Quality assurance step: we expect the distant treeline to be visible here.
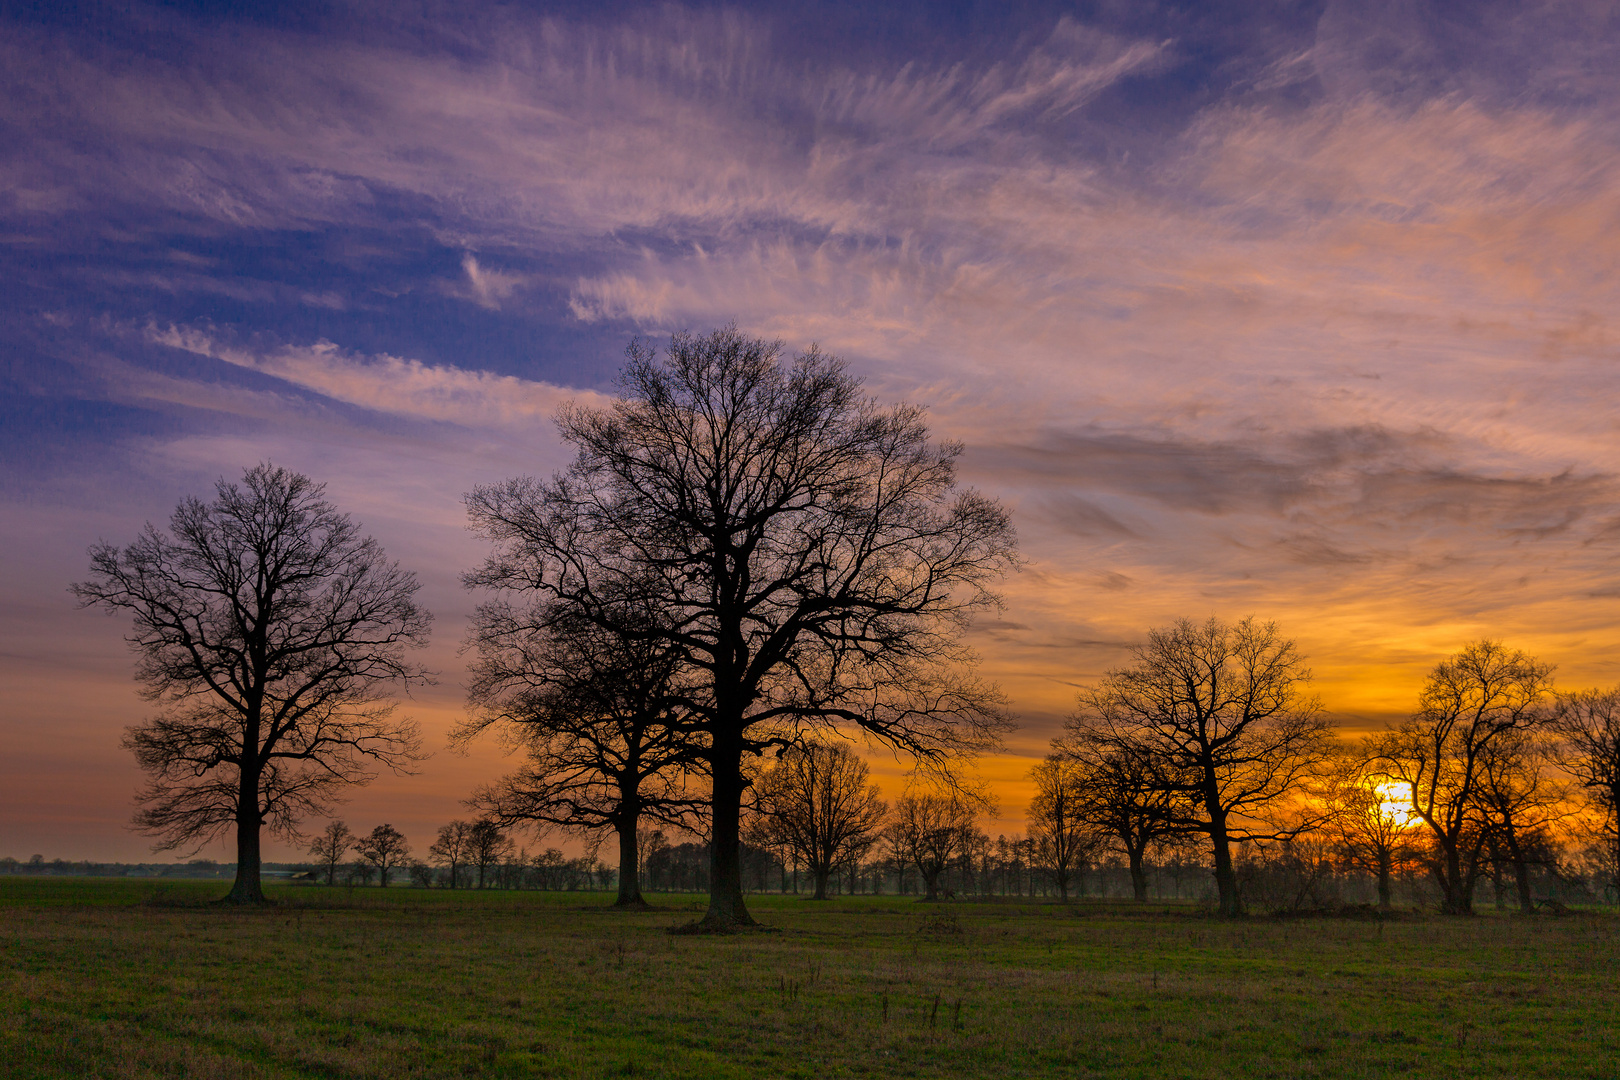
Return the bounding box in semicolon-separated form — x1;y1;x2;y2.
0;857;301;878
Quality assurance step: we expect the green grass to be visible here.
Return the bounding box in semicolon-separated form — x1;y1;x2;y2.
2;879;1616;1078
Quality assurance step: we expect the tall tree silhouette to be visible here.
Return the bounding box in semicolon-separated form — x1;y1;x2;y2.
73;464;430;904
466;328;1015;930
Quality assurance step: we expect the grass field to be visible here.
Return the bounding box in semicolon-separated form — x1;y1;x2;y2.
2;879;1616;1079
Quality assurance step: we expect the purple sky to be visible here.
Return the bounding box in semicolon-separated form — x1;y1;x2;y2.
3;0;1618;861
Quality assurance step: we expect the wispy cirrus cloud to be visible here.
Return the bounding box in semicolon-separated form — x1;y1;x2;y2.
146;324;606;429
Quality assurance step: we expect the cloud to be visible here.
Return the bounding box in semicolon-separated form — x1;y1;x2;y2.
147;324;606;429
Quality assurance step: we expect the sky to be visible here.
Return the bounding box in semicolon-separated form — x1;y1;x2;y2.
3;0;1618;863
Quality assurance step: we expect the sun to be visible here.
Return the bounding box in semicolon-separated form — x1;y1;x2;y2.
1371;781;1416;826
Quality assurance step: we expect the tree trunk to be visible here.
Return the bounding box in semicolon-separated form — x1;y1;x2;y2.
1210;828;1241;917
1505;831;1534;914
695;737;755;930
380;862;390;887
222;771;268;905
1440;840;1472;915
1376;851;1392;911
615;818;647;908
921;867;941;901
812;867;830;900
1128;847;1149;902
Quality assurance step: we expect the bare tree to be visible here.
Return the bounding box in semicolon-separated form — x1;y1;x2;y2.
356;824;410;886
428;820;475;889
1321;749;1419;911
1475;728;1568;912
307;820;353;887
1552;686;1620;896
751;740;888;900
468;819;514;888
1025;756;1100;900
1053;725;1184;902
460;601;702;908
1371;640;1554;915
73;464;431;905
889;785;984;901
1074;617;1335;916
465;328;1016;930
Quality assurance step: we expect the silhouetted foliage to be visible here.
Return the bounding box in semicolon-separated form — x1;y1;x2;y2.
1553;686;1620;895
1025;756;1102;900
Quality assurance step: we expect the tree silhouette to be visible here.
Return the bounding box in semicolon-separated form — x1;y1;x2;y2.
465;328;1015;930
1552;686;1620;897
751;740;887;900
1074;617;1334;917
355;824;410;886
73;464;430;905
307;821;353;887
461;600;702;907
1025;756;1100;900
1372;640;1554;915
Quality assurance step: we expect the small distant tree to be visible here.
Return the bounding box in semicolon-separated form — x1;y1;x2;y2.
356;824;410;887
890;785;983;901
1321;751;1419;910
429;820;475;889
1074;617;1335;916
1025;756;1099;900
1049;727;1184;902
468;819;514;888
1372;640;1554;914
751;741;889;900
307;821;353;887
71;464;430;905
408;861;435;888
1553;686;1620;896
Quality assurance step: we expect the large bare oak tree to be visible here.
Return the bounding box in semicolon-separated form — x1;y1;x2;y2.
72;464;431;904
466;328;1015;929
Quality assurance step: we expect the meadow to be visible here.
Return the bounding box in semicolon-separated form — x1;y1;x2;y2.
2;879;1616;1079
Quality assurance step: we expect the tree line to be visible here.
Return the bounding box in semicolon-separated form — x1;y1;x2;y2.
72;327;1620;921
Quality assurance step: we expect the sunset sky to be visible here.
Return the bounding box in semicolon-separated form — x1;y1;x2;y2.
4;0;1618;863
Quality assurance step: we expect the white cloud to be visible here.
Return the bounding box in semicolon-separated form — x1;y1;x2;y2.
148;324;607;428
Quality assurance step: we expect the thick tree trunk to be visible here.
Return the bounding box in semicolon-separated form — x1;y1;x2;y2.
615;818;647;908
812;867;830;900
921;868;941;901
1440;840;1473;915
1128;847;1149;902
1210;828;1241;917
1376;851;1392;910
380;862;391;887
223;769;268;905
695;738;755;930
